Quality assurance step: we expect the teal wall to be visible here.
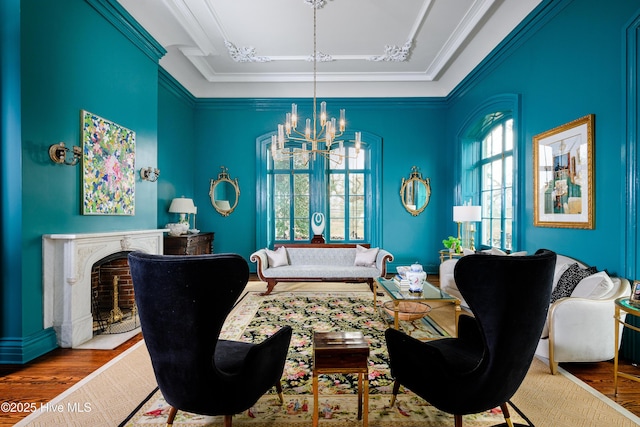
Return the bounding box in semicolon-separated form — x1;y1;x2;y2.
2;0;640;362
157;70;196;227
186;99;447;270
1;0;165;363
448;0;639;277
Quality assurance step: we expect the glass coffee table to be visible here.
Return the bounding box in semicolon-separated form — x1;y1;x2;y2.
373;277;460;337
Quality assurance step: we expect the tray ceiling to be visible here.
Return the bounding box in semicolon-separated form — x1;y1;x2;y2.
117;0;542;98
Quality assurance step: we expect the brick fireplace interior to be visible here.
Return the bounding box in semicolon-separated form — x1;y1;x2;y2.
91;251;139;334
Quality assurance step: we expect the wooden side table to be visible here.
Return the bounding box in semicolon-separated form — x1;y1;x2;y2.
313;331;369;426
164;232;214;255
614;297;640;395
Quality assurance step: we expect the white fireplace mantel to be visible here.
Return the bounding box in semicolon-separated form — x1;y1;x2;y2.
42;229;165;348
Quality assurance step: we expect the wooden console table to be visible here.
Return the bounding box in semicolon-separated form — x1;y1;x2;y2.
313;331;369;426
164;232;214;255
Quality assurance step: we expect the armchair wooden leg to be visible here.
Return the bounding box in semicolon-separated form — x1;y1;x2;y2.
389;379;400;407
224;414;232;427
454;414;463;427
275;380;284;405
500;403;515;427
166;406;177;427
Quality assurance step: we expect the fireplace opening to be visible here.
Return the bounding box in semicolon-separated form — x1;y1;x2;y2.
91;251;140;335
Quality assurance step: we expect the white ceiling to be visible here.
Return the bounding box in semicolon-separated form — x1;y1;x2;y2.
117;0;542;98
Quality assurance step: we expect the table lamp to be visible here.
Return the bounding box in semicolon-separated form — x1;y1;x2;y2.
169;197;195;226
453;205;482;250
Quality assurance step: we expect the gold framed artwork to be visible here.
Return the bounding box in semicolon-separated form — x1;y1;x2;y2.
81;110;136;215
533;114;594;229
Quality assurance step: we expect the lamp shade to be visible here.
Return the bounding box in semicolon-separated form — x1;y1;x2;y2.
169;197;196;214
453;205;482;222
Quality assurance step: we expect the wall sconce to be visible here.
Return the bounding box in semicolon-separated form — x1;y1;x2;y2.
48;142;81;166
140;167;160;182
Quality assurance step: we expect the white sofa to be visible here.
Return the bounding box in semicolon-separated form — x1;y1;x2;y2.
250;243;393;296
439;252;631;374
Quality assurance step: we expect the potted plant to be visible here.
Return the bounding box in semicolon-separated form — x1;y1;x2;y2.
442;236;461;253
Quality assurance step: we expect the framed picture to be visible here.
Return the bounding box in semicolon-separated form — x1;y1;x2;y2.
630;281;640;305
81;110;136;215
533;114;594;229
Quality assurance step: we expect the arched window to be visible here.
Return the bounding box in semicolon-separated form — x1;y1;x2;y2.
256;131;381;248
458;95;519;251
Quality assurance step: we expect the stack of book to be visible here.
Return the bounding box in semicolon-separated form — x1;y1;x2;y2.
393;274;410;291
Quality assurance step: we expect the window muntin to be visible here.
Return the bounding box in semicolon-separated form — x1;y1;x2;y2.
477;118;513;250
269;143;369;244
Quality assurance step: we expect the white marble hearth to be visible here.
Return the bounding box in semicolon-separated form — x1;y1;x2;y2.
42;229;165;348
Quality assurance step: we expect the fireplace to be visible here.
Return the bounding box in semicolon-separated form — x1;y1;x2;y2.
91;252;139;335
43;230;165;348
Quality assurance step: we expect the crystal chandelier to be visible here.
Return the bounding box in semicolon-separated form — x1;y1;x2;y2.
271;3;361;164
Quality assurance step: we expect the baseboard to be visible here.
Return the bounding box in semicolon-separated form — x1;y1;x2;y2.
0;328;58;364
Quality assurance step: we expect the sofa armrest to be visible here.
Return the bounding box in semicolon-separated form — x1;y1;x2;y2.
376;249;394;277
250;249;269;282
548;277;630;362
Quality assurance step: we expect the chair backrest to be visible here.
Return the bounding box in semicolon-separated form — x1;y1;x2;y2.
128;251;249;408
453;249;556;401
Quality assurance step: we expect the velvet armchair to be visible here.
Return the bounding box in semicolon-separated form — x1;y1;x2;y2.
128;251;292;427
385;249;556;426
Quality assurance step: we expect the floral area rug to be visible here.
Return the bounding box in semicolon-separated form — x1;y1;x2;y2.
122;291;528;426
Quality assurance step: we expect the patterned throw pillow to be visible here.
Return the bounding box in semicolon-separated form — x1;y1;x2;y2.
549;263;597;304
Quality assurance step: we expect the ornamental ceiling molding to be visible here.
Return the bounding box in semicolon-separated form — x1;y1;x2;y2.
161;0;496;82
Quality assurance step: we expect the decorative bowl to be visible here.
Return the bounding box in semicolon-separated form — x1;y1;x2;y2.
166;223;188;236
382;301;431;321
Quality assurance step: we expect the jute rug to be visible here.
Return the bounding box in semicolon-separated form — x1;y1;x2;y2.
16;282;640;426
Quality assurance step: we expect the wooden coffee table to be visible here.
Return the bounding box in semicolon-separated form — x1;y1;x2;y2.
313;331;369;426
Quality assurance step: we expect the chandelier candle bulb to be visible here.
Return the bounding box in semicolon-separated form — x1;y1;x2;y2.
340;109;346;131
320;101;327;124
291;103;298;127
305;118;311;138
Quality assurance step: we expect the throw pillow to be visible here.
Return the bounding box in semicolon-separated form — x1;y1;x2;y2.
486;248;527;256
549;263;597;304
571;271;614;299
354;245;379;267
265;246;289;268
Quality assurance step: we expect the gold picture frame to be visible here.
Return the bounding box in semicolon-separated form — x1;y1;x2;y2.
533;114;594;229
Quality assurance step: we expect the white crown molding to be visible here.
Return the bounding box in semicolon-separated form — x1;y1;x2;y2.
424;0;497;79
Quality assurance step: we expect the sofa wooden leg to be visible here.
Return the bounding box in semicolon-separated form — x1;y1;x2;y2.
260;280;277;296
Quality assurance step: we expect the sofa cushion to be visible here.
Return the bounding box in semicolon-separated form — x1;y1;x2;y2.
266;246;289;268
571;271;614;299
550;263;597;303
354;245;379;267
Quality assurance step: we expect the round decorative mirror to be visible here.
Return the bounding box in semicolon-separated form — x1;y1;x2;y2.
209;166;240;217
400;166;431;216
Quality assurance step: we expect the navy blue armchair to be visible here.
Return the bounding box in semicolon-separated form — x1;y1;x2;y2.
128;251;292;427
385;249;556;426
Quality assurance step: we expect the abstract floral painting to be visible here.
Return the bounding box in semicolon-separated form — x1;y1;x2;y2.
81;110;135;215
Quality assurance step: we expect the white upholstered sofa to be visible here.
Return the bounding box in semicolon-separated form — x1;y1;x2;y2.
439;251;631;374
250;243;393;296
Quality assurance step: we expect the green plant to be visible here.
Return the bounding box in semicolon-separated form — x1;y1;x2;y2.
442;236;461;252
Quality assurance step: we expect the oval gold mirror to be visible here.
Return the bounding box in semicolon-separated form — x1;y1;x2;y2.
209;166;240;217
400;166;431;216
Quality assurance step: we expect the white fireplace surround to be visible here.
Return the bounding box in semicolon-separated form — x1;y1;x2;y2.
43;229;165;348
